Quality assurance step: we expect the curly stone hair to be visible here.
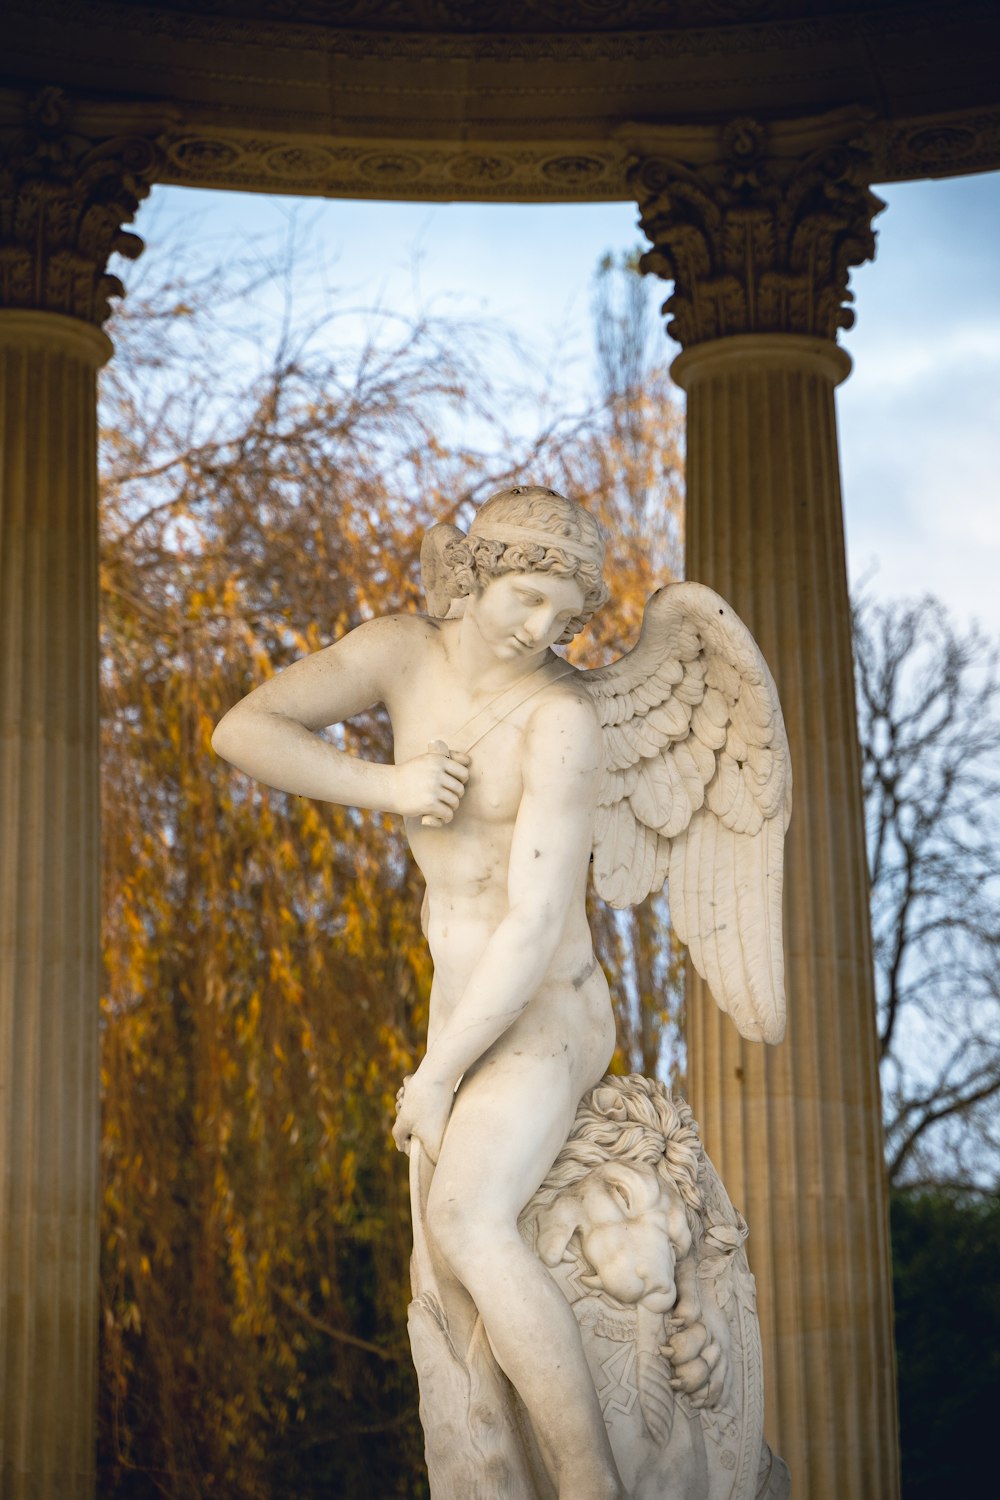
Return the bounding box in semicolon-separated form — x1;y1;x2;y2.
442;485;610;643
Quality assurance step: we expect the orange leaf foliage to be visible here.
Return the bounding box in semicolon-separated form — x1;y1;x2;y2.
97;252;685;1497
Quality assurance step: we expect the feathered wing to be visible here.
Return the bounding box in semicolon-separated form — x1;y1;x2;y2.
582;583;792;1045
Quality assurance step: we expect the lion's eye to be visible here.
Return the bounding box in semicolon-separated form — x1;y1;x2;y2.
610;1182;631;1212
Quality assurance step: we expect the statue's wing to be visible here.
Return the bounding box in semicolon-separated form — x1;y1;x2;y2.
582;582;791;1044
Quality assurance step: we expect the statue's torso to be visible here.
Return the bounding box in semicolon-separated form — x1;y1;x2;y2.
381;616;612;1065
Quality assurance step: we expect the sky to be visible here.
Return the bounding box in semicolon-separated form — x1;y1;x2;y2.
132;170;1000;635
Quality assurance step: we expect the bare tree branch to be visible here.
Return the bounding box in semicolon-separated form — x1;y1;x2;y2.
854;594;1000;1188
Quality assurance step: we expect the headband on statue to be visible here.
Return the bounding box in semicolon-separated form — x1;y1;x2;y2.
468;520;603;564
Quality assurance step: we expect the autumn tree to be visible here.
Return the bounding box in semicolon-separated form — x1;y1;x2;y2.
96;236;685;1497
99;264;466;1499
854;594;1000;1189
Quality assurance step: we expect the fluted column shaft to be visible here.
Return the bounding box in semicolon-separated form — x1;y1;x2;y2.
674;333;897;1496
0;311;110;1498
628;111;899;1500
0;87;156;1498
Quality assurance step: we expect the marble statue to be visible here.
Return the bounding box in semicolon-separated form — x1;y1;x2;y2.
212;485;792;1499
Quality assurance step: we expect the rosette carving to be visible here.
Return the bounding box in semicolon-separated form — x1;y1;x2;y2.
0;88;162;325
628;116;885;347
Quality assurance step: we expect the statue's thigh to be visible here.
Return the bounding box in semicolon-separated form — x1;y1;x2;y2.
431;1047;580;1224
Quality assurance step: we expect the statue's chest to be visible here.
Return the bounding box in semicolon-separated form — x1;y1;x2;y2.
391;684;530;826
459;723;526;825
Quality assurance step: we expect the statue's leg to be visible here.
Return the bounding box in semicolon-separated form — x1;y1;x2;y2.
425;1046;627;1500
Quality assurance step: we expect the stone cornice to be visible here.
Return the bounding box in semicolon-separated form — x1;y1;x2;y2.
626;112;885;347
0;90;163;325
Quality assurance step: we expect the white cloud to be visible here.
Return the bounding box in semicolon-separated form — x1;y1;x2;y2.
840;175;1000;634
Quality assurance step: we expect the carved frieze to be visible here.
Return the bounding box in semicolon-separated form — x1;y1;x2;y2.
156;104;1000;206
877;110;1000;180
0;89;161;325
160;129;622;201
628;115;885;347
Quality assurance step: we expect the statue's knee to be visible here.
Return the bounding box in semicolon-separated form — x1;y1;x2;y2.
425;1189;463;1259
426;1190;482;1275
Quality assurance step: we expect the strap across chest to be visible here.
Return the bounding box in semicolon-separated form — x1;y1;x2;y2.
445;656;576;754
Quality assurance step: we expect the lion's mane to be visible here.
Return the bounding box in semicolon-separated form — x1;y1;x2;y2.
520;1074;705;1237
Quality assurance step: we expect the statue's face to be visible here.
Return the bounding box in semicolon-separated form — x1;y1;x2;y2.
538;1162;693;1313
467;571;586;660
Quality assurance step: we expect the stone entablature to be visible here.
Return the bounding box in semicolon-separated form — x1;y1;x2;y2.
3;0;1000;204
0;105;989;211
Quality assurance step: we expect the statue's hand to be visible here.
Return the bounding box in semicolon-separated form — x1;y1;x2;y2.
394;741;470;826
661;1317;729;1409
392;1065;455;1163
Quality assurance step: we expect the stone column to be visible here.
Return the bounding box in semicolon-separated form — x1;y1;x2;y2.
0;88;156;1499
628;114;899;1499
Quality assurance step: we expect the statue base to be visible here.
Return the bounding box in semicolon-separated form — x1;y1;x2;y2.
408;1076;789;1500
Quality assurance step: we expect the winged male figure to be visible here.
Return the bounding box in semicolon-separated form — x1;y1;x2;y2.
212;484;791;1499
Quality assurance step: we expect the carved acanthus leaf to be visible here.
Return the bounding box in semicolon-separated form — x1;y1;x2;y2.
0;89;162;325
629;116;885;346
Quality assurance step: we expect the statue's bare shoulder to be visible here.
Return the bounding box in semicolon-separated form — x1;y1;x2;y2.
323;609;441;669
241;610;442;732
505;682;604;872
521;675;603;784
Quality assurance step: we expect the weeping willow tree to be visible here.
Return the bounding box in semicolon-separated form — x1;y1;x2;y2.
97;244;684;1497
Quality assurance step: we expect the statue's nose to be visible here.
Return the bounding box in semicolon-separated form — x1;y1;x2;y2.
525;609;555;641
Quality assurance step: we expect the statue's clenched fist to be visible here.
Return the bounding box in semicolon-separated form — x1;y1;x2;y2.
393;739;470;826
392;1066;454;1162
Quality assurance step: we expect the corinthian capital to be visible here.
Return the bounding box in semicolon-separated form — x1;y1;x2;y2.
626;111;884;348
0;88;162;326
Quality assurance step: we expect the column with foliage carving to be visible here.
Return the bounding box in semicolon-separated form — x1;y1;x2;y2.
628;111;899;1500
0;88;158;1500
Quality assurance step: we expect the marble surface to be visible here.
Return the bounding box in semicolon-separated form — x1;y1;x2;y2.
410;1077;789;1500
213;485;791;1498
